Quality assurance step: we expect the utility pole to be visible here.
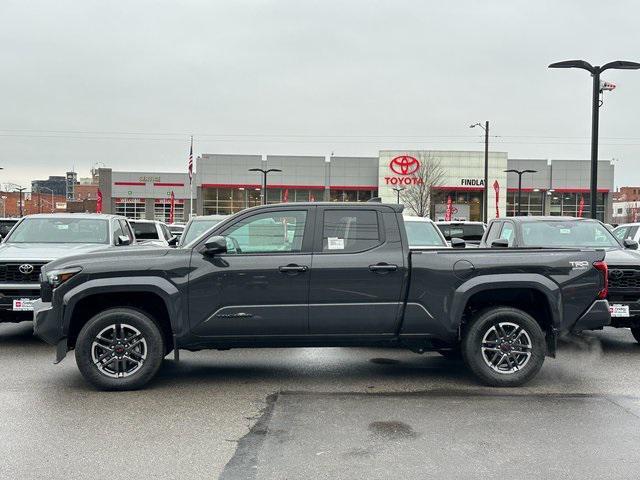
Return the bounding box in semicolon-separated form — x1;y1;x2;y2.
470;122;489;222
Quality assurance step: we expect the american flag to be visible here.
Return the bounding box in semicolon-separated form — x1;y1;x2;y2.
188;136;193;183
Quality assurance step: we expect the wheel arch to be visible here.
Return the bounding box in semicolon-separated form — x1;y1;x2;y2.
62;277;182;351
452;274;562;334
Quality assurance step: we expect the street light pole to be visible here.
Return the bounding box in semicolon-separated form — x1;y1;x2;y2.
504;169;537;216
248;168;282;205
39;186;54;213
470;121;489;223
549;59;640;219
14;187;26;217
392;186;405;204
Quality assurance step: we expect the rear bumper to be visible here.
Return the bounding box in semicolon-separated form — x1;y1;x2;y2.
571;299;611;332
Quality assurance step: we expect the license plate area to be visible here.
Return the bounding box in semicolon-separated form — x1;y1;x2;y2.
13;298;36;311
610;304;630;318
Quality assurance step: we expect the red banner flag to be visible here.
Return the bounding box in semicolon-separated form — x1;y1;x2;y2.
493;180;500;218
169;191;175;224
578;195;585;217
445;195;453;221
96;189;103;213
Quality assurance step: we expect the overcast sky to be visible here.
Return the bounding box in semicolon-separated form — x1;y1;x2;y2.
1;0;639;189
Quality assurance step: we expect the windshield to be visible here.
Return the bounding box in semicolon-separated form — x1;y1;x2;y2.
521;220;619;248
437;224;485;241
6;217;109;244
405;221;446;247
131;222;159;240
181;219;224;245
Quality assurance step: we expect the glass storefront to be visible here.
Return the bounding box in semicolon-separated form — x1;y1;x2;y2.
506;190;544;216
329;189;376;202
430;190;483;221
202;187;326;215
154;199;185;222
115;198;145;219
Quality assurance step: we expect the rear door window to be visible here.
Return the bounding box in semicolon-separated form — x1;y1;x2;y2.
132;222;159;240
322;210;381;253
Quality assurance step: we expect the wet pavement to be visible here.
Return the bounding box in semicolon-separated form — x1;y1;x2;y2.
2;321;640;479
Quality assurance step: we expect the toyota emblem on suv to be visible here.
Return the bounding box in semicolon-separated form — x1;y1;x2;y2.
18;264;34;275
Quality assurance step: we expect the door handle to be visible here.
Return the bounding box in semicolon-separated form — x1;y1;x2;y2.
278;264;308;274
369;263;398;273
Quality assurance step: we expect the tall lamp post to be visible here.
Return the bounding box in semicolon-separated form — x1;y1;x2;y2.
248;168;282;205
548;59;640;220
470;121;489;223
504;169;537;216
14;186;26;217
392;186;405;204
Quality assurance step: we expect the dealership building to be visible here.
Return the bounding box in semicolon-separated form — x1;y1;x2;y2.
97;150;615;222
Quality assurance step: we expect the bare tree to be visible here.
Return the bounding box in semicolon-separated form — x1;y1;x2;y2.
399;152;445;217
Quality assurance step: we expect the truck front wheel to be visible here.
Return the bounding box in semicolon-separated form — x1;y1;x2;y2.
75;308;165;391
462;307;546;387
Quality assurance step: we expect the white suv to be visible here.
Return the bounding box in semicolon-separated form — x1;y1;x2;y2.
129;219;177;247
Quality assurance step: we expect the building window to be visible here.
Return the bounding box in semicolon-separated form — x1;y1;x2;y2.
506;191;544;216
202;187;327;215
329;189;377;202
430;190;482;221
154;198;185;223
115;198;145;219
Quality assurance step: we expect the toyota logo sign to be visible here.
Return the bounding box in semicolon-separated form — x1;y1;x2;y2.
389;155;420;175
18;264;34;275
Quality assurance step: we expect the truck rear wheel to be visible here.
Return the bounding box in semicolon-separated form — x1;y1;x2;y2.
631;327;640;344
75;308;165;391
462;307;545;387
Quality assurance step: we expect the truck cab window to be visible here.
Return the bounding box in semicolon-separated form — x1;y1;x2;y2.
221;210;307;254
500;222;515;246
322;210;380;253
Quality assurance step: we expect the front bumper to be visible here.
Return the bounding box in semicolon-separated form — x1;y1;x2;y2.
0;284;40;321
571;299;611;332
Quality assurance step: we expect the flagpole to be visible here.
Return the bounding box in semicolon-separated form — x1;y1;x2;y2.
189;135;194;219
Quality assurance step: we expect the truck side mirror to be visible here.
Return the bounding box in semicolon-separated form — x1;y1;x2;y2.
450;237;466;249
117;235;131;246
623;238;639;250
491;239;510;248
203;235;227;255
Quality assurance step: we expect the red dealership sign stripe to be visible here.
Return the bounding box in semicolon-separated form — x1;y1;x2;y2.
154;182;185;187
114;181;145;186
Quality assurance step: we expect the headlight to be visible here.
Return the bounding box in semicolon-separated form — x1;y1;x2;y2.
45;267;82;288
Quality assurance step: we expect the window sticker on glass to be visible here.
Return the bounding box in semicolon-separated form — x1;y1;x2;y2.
560;228;571;234
327;237;345;250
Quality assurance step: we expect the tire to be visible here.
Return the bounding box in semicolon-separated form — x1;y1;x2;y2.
461;307;546;387
631;327;640;344
75;308;165;391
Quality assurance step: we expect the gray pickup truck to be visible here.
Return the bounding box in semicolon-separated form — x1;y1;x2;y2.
480;216;640;341
34;203;610;390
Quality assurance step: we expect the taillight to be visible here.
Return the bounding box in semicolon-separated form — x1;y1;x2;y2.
593;261;608;300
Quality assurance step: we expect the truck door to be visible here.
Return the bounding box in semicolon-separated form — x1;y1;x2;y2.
188;207;314;337
308;207;406;335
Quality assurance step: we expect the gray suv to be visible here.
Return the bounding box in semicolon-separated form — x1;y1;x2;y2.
0;213;136;322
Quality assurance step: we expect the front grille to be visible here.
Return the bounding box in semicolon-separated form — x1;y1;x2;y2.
0;263;46;283
608;267;640;291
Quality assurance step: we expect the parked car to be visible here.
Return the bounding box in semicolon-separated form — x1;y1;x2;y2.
178;214;229;246
403;215;451;249
612;223;640;243
480;216;640;342
167;224;185;242
129;219;178;247
34;203;609;390
436;221;486;247
0;218;19;239
0;214;135;322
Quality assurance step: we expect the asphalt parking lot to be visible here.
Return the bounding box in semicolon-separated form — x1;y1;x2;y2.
2;322;640;479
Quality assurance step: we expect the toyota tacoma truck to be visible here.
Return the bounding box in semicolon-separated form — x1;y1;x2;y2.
33;203;610;390
0;213;136;322
480;216;640;341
